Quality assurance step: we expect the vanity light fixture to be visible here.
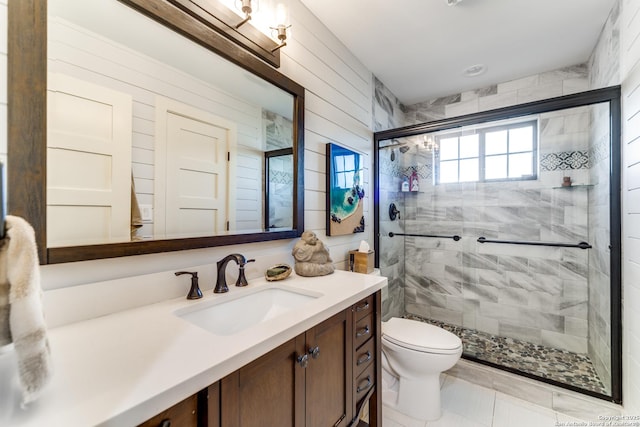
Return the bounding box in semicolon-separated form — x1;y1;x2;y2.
235;0;256;28
270;24;291;52
270;2;291;52
423;136;439;152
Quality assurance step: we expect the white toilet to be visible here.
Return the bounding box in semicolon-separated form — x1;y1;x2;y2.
381;317;463;421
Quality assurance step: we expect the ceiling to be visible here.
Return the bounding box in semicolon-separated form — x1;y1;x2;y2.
299;0;617;105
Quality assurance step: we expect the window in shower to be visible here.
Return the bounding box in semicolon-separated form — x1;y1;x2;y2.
435;120;538;184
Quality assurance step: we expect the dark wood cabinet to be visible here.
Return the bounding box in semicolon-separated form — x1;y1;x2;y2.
137;393;198;427
305;310;353;426
221;335;306;426
350;293;381;427
220;309;354;427
139;290;381;427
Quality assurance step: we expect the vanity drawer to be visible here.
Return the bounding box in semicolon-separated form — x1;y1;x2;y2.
354;313;374;349
354;361;375;404
354;335;375;377
353;295;374;321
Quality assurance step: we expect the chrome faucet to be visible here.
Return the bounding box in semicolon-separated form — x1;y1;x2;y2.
214;254;255;293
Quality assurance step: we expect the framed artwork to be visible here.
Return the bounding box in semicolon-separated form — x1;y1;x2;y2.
326;143;365;236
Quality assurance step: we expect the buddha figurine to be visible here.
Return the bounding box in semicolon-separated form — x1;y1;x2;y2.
292;231;335;277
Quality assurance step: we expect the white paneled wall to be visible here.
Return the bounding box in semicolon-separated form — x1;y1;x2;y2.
0;0;7;166
622;0;640;414
280;0;374;265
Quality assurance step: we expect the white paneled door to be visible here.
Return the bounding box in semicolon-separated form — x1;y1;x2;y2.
155;97;237;238
47;73;132;247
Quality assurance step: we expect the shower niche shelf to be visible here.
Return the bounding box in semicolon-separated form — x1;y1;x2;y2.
552;184;594;189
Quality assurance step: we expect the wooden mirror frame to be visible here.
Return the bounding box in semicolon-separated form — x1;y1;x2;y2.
8;0;305;264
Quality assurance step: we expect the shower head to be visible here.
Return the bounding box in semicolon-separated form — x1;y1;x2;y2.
399;146;410;153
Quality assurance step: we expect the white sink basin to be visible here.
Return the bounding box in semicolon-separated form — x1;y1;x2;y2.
175;286;321;336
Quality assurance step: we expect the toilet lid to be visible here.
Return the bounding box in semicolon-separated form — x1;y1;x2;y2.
382;318;462;353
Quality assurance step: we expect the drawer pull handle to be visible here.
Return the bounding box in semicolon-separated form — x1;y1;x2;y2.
357;350;372;366
297;353;309;368
355;302;370;312
160;419;171;427
308;345;320;359
356;325;370;338
356;375;372;393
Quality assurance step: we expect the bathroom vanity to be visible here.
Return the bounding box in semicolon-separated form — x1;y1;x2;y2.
143;293;380;427
4;270;386;427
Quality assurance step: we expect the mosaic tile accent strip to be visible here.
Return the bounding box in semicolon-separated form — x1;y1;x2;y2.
403;164;433;180
269;170;293;185
540;151;590;171
404;314;608;395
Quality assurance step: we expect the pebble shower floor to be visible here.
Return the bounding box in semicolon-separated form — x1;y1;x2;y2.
404;314;607;395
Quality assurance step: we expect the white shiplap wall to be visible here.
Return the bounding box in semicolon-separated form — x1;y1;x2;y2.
282;1;374;260
33;0;375;291
621;0;640;414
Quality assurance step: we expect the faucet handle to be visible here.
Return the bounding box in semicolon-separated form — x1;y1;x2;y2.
235;259;255;287
175;271;203;300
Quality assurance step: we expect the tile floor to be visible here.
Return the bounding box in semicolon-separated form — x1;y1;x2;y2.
404;314;607;395
383;375;606;427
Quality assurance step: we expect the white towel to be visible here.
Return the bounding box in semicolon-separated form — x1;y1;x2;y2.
0;215;52;406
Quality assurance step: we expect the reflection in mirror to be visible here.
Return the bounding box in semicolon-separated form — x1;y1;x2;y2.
265;148;293;230
47;0;294;247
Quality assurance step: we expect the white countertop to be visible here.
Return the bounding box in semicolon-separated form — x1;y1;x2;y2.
3;270;387;427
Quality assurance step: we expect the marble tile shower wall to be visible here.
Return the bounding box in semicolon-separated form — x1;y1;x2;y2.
401;151;593;353
401;64;590;126
373;75;408;321
374;56;618;364
584;0;618;395
379;150;405;320
588;102;613;392
373;65;611;354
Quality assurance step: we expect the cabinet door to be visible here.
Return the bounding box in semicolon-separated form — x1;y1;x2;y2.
305;310;353;427
137;393;198;427
220;336;306;427
200;382;220;427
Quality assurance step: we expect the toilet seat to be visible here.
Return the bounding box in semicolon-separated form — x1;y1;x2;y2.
382;317;462;355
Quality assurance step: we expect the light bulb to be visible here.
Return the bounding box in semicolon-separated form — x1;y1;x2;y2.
275;2;288;26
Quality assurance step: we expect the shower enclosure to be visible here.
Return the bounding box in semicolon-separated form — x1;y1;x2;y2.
374;87;621;402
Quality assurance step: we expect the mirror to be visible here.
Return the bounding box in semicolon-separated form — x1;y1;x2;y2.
8;0;305;264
